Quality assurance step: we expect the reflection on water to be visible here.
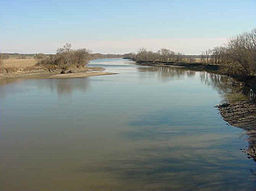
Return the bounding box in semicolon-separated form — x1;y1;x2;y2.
200;72;255;103
0;59;256;191
42;78;90;96
138;66;254;103
137;66;196;81
0;78;28;98
0;78;90;97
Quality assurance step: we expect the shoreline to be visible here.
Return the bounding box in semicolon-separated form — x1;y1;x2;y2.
136;60;221;72
218;101;256;160
0;67;116;81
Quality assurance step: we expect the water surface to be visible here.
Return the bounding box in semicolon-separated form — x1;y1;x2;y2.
0;58;255;191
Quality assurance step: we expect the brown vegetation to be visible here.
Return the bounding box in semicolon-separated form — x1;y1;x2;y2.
204;28;256;79
0;57;37;74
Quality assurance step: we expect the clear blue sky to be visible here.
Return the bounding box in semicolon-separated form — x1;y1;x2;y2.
1;0;256;54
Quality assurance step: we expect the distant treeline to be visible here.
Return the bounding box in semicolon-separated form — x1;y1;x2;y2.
0;53;44;59
0;51;124;60
90;53;124;60
125;49;198;63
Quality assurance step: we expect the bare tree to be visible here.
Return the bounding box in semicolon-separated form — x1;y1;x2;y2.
209;28;256;78
57;43;72;53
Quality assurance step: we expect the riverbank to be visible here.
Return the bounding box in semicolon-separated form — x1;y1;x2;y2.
0;57;116;81
0;66;116;81
136;60;221;72
218;102;256;131
218;102;256;160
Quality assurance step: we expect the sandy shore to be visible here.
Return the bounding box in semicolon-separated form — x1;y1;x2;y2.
0;67;116;81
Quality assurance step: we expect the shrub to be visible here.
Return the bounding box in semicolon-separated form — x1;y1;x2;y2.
38;43;90;72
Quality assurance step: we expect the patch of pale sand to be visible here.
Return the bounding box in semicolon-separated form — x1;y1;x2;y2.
48;72;117;79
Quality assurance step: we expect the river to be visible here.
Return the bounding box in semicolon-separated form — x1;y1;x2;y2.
0;58;255;191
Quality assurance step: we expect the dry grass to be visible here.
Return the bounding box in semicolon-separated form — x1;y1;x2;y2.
1;58;38;73
2;58;37;69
